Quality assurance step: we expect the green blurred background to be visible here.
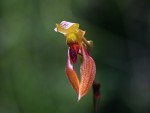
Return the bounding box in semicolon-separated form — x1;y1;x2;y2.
0;0;150;113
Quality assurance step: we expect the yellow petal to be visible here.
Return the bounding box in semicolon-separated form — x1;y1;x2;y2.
54;21;79;34
76;29;85;45
76;29;85;38
65;29;85;44
65;32;78;44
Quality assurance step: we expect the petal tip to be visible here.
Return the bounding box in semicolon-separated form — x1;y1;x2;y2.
54;28;57;32
77;94;81;101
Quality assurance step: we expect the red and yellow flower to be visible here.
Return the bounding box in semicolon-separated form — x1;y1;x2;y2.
54;21;96;100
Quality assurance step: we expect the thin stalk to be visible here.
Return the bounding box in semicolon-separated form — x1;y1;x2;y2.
92;81;100;113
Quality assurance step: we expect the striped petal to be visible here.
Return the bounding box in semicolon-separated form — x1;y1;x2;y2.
78;45;96;100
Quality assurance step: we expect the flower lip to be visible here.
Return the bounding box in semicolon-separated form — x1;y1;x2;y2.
69;43;79;64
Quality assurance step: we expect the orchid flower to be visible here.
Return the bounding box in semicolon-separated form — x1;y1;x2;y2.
54;21;96;101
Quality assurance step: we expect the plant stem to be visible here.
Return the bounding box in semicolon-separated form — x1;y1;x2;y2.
92;81;101;113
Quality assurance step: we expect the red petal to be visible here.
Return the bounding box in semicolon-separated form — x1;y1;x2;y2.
65;47;79;95
69;44;79;63
78;45;96;100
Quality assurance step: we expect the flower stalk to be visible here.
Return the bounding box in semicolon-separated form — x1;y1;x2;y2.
93;82;100;113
